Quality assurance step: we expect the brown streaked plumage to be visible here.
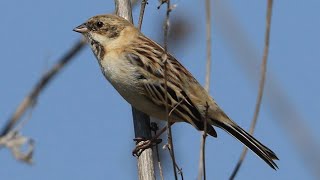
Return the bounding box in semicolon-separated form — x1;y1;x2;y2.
73;14;279;169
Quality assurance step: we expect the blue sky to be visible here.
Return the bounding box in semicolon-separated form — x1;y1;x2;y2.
1;0;319;179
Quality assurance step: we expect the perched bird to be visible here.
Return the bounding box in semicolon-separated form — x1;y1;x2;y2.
73;14;278;169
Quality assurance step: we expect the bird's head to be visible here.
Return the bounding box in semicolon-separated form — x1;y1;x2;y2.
73;14;137;50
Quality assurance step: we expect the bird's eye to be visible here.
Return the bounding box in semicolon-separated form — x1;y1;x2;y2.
96;21;104;28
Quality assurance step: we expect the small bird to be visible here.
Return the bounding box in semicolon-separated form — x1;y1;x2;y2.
73;14;278;169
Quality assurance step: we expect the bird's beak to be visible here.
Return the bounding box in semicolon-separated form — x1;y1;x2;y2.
73;23;89;33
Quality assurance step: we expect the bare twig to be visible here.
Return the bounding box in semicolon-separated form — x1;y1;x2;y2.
0;98;36;164
198;0;212;179
230;0;273;179
198;103;210;180
150;122;164;180
0;39;86;137
0;38;85;163
138;0;148;29
168;98;185;117
0;131;34;163
159;0;180;179
163;142;184;180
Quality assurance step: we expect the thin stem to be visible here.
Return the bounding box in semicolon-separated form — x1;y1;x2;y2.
151;123;164;180
198;0;212;179
138;0;148;30
230;0;273;179
160;0;179;179
169;98;185;117
198;103;210;180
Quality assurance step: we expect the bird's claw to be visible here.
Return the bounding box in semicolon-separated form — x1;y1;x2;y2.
132;137;162;157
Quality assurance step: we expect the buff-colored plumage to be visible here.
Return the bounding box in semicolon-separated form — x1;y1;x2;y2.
74;14;278;169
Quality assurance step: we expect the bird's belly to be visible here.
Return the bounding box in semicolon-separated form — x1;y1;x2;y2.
116;86;184;122
112;81;168;120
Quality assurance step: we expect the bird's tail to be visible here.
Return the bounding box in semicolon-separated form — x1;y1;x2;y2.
213;118;279;169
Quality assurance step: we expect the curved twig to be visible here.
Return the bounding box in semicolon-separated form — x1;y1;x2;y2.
138;0;148;30
230;0;273;179
0;39;86;137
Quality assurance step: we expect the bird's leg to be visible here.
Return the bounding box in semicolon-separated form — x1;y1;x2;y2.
132;122;174;157
132;138;162;157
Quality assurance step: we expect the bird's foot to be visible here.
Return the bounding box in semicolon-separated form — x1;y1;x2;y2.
132;137;162;157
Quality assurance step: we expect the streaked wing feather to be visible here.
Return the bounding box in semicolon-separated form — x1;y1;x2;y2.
125;35;217;137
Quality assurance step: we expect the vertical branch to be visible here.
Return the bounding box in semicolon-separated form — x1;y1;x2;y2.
115;1;155;180
137;1;165;179
198;0;212;179
115;0;133;22
229;0;273;179
204;0;212;93
132;108;155;180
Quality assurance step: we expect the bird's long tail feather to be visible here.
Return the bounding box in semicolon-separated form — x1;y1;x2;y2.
213;119;279;169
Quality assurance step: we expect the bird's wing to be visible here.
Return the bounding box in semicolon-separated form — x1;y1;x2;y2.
125;35;217;137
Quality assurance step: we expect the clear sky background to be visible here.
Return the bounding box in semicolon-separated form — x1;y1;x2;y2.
1;0;319;179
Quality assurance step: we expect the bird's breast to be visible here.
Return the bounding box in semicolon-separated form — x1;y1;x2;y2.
99;54;144;102
98;53;168;120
